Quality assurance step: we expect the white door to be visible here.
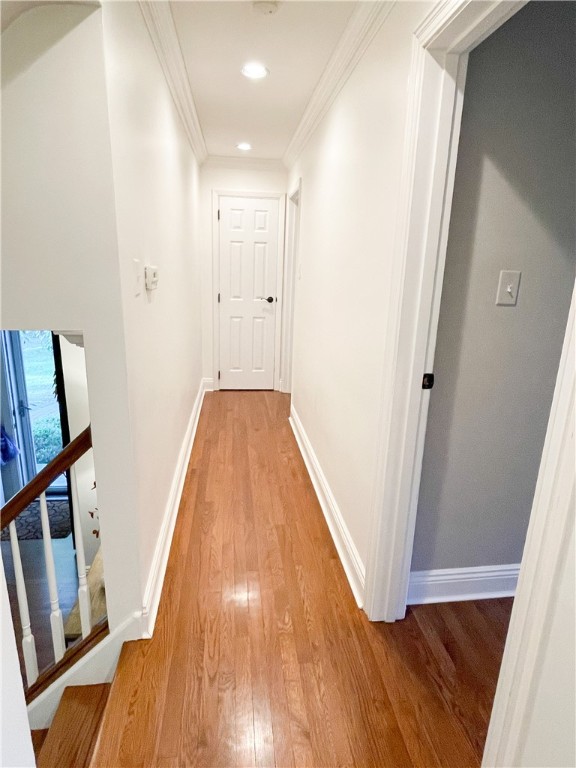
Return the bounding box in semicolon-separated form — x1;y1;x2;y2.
218;196;280;389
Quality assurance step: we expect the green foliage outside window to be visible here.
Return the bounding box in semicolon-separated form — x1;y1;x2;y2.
32;416;63;465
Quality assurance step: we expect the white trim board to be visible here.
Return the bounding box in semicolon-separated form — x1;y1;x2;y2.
279;180;301;394
289;406;365;608
141;377;212;636
407;564;519;605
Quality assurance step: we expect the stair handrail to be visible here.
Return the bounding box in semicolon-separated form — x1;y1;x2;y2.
1;425;92;530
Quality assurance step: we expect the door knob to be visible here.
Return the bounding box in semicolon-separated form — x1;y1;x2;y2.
257;296;274;303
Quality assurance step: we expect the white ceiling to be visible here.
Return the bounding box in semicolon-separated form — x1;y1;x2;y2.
1;1;360;161
170;1;357;160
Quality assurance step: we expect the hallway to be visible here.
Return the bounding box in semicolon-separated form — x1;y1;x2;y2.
92;391;511;767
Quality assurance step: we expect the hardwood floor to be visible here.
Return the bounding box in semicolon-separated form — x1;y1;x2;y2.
38;684;111;768
92;391;512;767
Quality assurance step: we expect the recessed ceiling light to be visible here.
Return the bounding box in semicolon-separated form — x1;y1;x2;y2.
237;142;252;151
241;62;269;80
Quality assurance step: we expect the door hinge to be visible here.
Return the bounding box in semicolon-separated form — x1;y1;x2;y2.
422;373;434;390
218;371;221;381
217;209;220;221
218;292;220;303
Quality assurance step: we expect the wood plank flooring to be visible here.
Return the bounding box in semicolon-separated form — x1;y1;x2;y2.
91;391;512;767
31;729;49;762
38;684;110;767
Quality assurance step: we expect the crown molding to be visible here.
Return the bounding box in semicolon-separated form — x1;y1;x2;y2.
204;155;287;174
415;0;528;52
139;1;208;163
283;1;396;168
414;0;469;48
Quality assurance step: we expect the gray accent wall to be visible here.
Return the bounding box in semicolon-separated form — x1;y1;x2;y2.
412;2;576;572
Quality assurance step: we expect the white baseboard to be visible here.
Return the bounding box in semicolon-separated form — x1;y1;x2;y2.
27;612;142;728
289;406;365;607
141;377;212;636
407;564;520;605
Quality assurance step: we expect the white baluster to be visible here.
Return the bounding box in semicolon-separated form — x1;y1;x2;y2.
8;522;39;685
69;463;91;638
39;492;66;661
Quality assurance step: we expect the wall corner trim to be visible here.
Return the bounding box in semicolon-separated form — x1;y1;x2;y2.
141;377;212;636
289;405;365;608
283;1;396;168
138;1;208;163
407;564;519;605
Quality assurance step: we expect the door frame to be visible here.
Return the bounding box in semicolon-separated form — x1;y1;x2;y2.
362;2;574;762
364;0;530;623
279;180;301;393
212;190;287;391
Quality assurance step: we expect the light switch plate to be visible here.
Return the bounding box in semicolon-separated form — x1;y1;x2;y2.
496;270;521;306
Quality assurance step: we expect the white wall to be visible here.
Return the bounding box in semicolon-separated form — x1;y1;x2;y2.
287;2;432;571
1;4;142;629
200;159;287;379
0;561;35;768
100;2;204;599
412;1;576;571
59;337;99;566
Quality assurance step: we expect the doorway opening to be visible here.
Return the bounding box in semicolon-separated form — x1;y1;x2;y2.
408;0;575;605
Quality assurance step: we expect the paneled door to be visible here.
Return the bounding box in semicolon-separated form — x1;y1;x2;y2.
218;196;280;389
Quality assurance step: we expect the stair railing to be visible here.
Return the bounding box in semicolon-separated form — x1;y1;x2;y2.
1;425;93;686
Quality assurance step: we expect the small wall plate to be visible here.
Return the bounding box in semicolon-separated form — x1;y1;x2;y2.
496;270;521;306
